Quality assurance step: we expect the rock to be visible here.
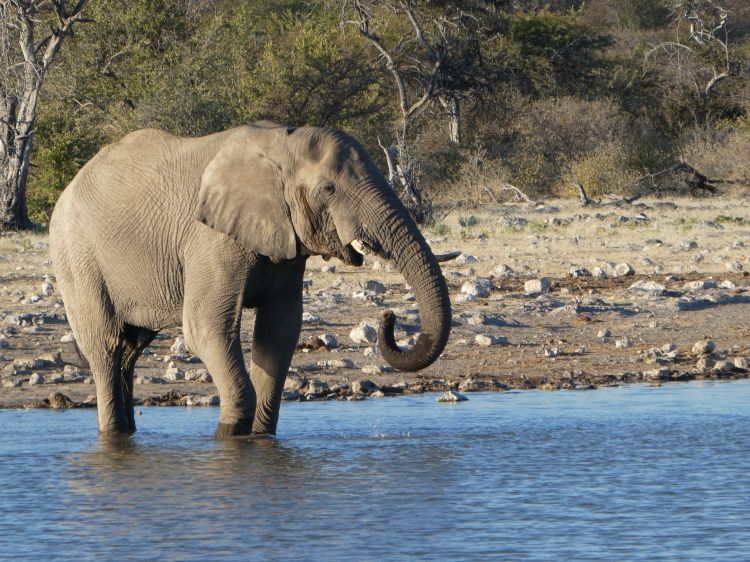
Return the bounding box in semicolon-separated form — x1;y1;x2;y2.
465;313;486;326
349;321;378;344
569;267;591;277
676;240;698;251
597;329;611;338
524;277;550;295
733;357;749;370
726;261;744;272
352;379;378;395
317;358;355;370
40;282;54;297
437;390;468;402
475;334;508;347
370;390;386;398
318;333;338;348
321;264;337;273
644;368;671;381
48;392;75;409
402;293;416;302
302;311;320;323
164;366;185;381
719;280;736;289
364;280;386;294
38;351;64;368
616;338;633;349
0;334;10;349
544;346;561;357
60;332;75;343
614;263;635;277
628;280;666;295
305;379;329;397
461;278;493;298
591;267;607;278
28;373;44;385
696;357;715;370
683;280;718;291
362;364;389;375
456;254;478;265
170;337;188;354
282;389;301;401
2;378;21;388
363;346;375;357
458;379;484;392
184;368;211;382
49;372;65;384
713;360;736;372
13;358;45;371
284;375;307;391
491;264;514;277
692;340;715;355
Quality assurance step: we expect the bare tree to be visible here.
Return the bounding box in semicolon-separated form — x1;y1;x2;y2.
0;0;87;229
345;0;496;222
643;1;732;124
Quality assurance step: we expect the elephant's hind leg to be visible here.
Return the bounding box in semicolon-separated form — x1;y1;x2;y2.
64;283;131;435
120;325;158;433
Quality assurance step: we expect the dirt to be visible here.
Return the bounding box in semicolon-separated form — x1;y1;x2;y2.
1;196;749;409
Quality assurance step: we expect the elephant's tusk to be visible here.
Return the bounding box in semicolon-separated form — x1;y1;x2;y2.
434;250;462;263
351;239;370;256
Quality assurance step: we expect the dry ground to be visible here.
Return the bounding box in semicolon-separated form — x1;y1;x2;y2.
1;195;750;408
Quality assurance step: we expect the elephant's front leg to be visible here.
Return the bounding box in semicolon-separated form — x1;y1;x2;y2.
250;285;303;436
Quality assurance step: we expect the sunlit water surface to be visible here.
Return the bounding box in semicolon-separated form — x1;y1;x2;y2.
1;381;749;561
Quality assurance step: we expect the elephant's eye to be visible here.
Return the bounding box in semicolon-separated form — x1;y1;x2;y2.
320;182;336;195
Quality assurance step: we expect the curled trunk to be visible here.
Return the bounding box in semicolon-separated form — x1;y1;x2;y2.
364;192;451;372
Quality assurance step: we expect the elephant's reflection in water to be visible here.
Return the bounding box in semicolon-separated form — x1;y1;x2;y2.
66;435;313;508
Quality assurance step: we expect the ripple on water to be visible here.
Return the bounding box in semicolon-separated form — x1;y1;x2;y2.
0;380;749;561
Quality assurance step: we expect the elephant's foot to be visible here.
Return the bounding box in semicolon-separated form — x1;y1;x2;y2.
214;417;254;438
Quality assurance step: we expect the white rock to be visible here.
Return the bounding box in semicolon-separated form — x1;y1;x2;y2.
164;367;184;381
628;280;666;294
569;267;591;277
60;332;75;343
363;346;376;357
352;379;378;394
437;390;468;402
302;311;320;323
361;364;388;375
616;338;633;349
692;340;715;355
733;357;749;370
644;368;671;381
318;333;338;348
491;264;514;277
614;263;635;277
402;293;416;302
524;278;550;295
197;395;220;406
456;254;478;265
591;267;607;278
461;278;493;298
719;280;736;289
321;264;337;273
170;337;188;354
475;334;508;347
349;321;378;344
40;282;54;297
317;358;355;370
696;357;715;370
544;346;561;357
683;280;718;291
28;373;44;385
597;329;611;338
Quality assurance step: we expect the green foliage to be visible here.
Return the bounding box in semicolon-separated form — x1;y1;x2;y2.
458;215;480;228
432;222;450;236
17;0;750;223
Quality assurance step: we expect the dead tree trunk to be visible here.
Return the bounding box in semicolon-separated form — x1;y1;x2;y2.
440;96;461;145
0;1;87;230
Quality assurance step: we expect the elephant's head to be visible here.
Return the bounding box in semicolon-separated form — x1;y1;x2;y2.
196;122;451;372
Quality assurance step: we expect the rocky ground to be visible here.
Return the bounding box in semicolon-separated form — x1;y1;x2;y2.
1;195;750;409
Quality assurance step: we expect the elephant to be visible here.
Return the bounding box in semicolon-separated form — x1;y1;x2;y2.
49;122;451;437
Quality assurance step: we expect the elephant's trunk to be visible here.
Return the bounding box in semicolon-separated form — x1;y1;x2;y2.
362;191;451;372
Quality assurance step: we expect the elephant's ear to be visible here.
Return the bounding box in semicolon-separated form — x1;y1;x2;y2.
196;141;297;260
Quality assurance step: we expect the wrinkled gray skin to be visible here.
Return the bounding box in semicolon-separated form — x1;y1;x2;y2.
49;122;451;437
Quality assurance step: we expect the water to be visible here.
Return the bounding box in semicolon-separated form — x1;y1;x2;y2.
1;381;749;561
